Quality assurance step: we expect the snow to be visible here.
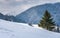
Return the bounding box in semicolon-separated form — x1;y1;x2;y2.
33;24;44;29
0;19;60;38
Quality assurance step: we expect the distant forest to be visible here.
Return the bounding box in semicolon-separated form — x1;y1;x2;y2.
0;13;26;23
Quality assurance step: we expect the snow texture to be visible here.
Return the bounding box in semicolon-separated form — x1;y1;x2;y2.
0;19;60;38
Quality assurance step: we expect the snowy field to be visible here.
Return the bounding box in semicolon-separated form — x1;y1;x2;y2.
0;19;60;38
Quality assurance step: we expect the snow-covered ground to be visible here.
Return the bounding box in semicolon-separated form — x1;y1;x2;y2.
0;19;60;38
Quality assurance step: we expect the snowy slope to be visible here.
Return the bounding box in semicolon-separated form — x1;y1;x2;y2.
0;19;60;38
16;3;60;25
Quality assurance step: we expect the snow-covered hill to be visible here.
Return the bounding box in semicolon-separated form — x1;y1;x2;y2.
0;19;60;38
16;3;60;25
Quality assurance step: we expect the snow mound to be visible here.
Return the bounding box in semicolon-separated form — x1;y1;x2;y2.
0;19;60;38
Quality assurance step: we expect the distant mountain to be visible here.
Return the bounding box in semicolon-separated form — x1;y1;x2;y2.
0;13;26;23
16;2;60;25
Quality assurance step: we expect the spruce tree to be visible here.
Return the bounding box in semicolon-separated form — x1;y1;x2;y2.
38;10;55;31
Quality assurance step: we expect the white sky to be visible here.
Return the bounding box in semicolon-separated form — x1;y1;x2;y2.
0;0;60;16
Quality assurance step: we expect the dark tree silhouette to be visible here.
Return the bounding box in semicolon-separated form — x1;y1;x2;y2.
38;10;55;31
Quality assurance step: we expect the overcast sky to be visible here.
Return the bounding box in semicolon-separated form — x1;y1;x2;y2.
0;0;60;16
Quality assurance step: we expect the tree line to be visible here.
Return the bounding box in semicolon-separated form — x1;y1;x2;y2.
0;13;26;23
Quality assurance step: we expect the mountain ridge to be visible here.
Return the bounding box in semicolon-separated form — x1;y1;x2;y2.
16;2;60;25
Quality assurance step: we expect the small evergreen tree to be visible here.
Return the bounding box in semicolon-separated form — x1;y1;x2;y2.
38;10;55;31
0;13;4;19
57;25;60;32
28;23;32;26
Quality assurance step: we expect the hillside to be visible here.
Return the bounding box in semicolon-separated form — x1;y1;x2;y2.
16;3;60;25
0;13;26;23
0;19;60;38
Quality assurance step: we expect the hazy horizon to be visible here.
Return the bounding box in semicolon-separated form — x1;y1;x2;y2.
0;0;60;16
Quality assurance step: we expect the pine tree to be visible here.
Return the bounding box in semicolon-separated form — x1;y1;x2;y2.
38;10;55;31
57;25;60;32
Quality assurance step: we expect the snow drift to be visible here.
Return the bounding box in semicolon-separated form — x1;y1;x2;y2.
0;19;60;38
